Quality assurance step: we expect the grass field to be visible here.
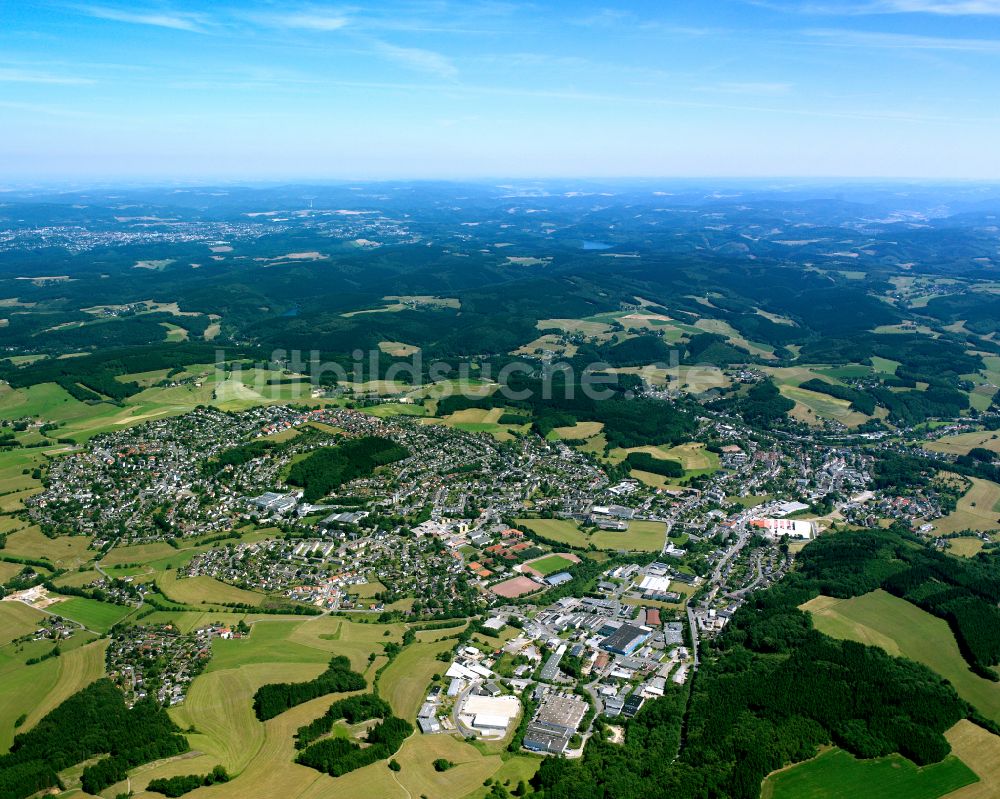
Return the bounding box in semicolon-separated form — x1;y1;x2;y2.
802;590;1000;724
934;478;1000;535
948;537;986;557
780;384;870;428
52;596;134;632
1;526;92;569
516;517;666;552
942;720;1000;799
524;554;575;575
552;421;604;439
607;442;720;479
19;638;107;732
762;747;977;799
0;641;64;750
0;600;47;645
537;317;613;336
379;637;455;720
157;571;268;607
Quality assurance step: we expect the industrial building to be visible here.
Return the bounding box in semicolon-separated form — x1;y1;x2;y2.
522;692;589;754
749;517;815;539
599;623;651;656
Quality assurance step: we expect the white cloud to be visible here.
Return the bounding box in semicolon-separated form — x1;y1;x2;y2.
372;41;457;79
699;81;794;95
0;68;95;85
79;5;209;32
805;27;1000;51
248;11;351;31
869;0;1000;13
754;0;1000;14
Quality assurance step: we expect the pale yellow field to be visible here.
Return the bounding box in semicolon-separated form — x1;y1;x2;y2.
512;333;577;357
536;318;613;336
2;526;93;569
927;431;1000;457
0;600;48;645
942;721;1000;799
379;638;455;720
934;478;1000;535
803;590;1000;723
378;340;420;357
694;318;775;359
949;537;986;558
553;421;604;438
157;571;269;607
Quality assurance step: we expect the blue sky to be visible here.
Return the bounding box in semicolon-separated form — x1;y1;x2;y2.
2;0;1000;182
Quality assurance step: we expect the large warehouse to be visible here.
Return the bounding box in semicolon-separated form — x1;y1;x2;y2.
459;694;521;737
749;517;815;540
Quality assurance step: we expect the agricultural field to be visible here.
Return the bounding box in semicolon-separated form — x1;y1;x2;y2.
781;384;870;428
801;590;1000;724
926;431;1000;457
1;526;92;569
378;340;420;357
433;406;529;440
536;317;614;337
942;721;1000;799
552;421;604;439
378;637;456;721
52;596;134;632
0;600;47;645
694;317;775;359
607;441;720;478
947;537;986;558
157;571;269;607
762;746;977;799
933;478;1000;535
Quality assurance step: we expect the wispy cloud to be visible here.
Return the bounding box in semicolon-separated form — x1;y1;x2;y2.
78;5;209;32
371;40;457;79
698;81;793;95
805;27;1000;51
876;1;1000;13
0;68;95;85
753;0;1000;15
246;10;351;32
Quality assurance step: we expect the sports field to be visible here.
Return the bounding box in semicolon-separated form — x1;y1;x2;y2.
802;590;1000;724
523;553;576;576
762;747;977;799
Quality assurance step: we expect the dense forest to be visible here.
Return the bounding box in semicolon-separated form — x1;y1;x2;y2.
531;527;983;799
296;713;413;778
252;655;367;720
286;437;410;503
625;451;684;478
146;766;230;797
294;694;393;750
0;679;187;799
436;372;697;449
